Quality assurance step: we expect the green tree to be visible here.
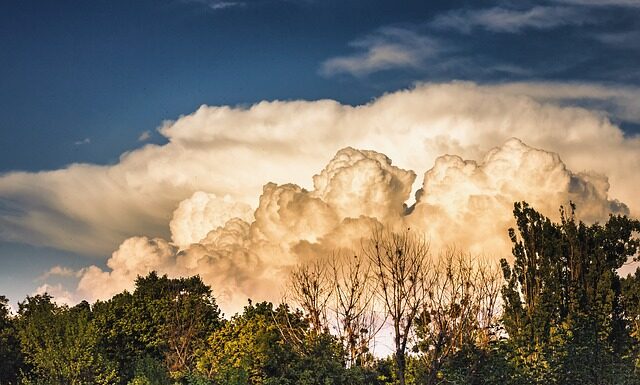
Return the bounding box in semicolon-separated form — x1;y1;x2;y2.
197;301;364;385
621;268;640;373
0;295;22;384
92;272;221;383
501;202;640;384
16;295;117;385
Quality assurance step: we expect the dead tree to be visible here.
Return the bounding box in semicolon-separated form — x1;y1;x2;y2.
330;252;383;367
416;250;502;384
287;259;332;334
364;227;432;385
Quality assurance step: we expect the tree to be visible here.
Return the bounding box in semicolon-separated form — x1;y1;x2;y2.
198;301;366;385
329;253;382;368
414;251;502;385
501;202;640;384
364;227;432;385
197;301;301;384
0;295;22;384
287;261;332;335
621;268;640;372
92;272;221;383
16;295;117;385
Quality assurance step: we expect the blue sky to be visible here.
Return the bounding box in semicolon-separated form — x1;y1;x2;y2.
2;0;639;172
1;0;640;308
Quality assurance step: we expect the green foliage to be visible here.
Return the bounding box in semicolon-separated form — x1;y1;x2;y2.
126;356;171;385
4;204;640;385
92;272;221;383
196;301;365;385
0;295;23;385
16;296;118;385
501;202;640;385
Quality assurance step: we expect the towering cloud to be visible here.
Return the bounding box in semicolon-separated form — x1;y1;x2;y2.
71;140;627;314
1;82;638;259
1;81;639;310
169;191;253;249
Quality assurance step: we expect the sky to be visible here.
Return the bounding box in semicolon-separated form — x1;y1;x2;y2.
1;0;640;312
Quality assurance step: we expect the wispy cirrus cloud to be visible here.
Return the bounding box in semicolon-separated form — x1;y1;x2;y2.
182;0;246;11
594;30;640;48
430;6;591;34
74;138;91;146
554;0;640;7
319;27;439;77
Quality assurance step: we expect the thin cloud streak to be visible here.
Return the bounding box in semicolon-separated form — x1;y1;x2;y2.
319;27;439;77
430;6;591;34
554;0;640;7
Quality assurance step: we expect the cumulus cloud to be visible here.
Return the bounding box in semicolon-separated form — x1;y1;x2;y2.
430;6;590;34
408;138;628;255
69;139;628;314
33;283;79;306
320;27;439;77
1;81;639;264
169;191;253;249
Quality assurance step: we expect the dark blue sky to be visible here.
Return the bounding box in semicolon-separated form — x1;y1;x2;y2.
2;0;639;172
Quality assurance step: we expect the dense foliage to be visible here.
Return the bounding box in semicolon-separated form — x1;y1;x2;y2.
1;202;639;385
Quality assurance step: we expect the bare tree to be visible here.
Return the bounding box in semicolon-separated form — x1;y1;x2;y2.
287;259;332;334
330;252;384;368
416;250;502;384
364;227;432;385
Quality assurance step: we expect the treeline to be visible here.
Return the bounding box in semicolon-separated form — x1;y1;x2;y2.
1;202;640;385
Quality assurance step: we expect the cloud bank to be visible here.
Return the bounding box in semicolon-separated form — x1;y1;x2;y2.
1;82;639;263
68;139;628;314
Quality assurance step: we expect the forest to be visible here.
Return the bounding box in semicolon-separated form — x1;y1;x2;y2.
1;202;640;385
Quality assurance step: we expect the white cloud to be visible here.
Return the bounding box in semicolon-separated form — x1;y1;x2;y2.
183;0;246;11
594;30;640;49
74;138;91;145
33;283;79;306
37;265;82;281
138;130;152;142
430;6;590;34
1;81;639;262
489;81;640;124
554;0;640;7
207;1;245;10
320;27;439;77
170;191;253;248
71;139;628;314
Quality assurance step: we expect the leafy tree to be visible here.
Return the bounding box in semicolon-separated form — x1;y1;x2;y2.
197;301;299;384
0;295;22;385
16;295;117;385
501;202;640;384
197;301;365;385
621;268;640;372
92;272;221;383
